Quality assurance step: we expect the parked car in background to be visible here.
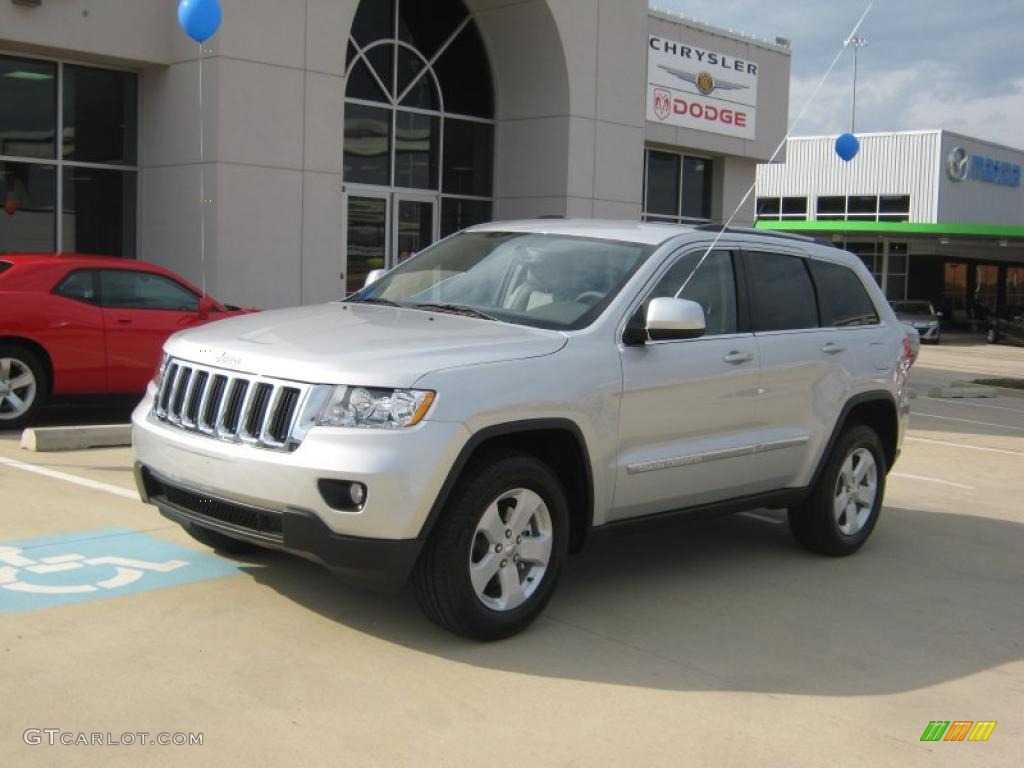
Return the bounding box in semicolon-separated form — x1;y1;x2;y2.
0;254;251;429
986;306;1024;345
890;300;941;344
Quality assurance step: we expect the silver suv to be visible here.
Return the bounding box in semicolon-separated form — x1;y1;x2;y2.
132;220;913;640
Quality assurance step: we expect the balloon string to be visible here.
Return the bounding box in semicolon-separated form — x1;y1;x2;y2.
676;0;875;297
198;41;206;297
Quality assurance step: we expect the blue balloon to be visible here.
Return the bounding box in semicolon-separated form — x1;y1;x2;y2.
835;132;860;162
178;0;222;43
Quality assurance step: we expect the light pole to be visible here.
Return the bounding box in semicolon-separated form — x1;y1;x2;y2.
844;35;868;133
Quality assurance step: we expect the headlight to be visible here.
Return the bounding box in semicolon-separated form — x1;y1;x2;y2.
315;386;435;429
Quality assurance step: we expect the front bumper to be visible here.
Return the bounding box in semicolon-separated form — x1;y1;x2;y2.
131;389;470;587
915;324;940;341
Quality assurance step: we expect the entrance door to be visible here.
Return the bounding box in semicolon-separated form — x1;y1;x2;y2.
344;193;389;294
393;195;437;266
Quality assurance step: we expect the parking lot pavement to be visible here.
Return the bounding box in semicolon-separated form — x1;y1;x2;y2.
1;344;1021;767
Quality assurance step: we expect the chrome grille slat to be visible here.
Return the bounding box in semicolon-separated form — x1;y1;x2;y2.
152;358;310;451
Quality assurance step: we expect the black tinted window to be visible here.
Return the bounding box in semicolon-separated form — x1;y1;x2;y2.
809;260;879;327
648;250;737;336
54;269;98;303
0;260;11;275
745;251;818;332
100;270;198;311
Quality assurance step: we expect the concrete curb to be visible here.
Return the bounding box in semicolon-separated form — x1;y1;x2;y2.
927;387;997;399
951;381;1024;400
21;425;132;452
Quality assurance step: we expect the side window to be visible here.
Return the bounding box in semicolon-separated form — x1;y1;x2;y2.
648;249;737;336
54;269;99;304
100;270;199;311
744;251;819;332
808;259;880;327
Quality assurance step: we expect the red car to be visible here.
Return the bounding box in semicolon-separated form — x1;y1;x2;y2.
0;254;251;429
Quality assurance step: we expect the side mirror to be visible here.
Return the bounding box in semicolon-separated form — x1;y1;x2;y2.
647;297;706;341
364;269;388;288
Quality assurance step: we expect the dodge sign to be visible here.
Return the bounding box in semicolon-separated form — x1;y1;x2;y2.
647;35;758;140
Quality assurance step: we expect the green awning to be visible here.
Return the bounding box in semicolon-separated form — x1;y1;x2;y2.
755;220;1024;238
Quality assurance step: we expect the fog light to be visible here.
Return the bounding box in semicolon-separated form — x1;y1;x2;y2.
349;482;366;506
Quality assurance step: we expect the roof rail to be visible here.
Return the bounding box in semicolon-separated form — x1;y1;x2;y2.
693;224;815;243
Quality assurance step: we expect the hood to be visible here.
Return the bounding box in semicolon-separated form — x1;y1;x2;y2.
163;302;567;387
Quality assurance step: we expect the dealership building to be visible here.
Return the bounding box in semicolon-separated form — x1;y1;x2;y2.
0;0;791;308
756;130;1024;325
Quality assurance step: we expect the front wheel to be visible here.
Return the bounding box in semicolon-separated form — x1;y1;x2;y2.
788;424;886;556
0;345;48;431
414;452;569;640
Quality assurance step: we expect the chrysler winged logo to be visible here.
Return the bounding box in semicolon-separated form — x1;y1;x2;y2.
658;65;748;96
946;146;969;182
653;88;672;120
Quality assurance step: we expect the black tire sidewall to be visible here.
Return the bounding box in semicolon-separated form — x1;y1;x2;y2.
0;344;48;430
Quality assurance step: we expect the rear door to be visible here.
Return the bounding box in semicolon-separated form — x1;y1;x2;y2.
612;248;768;520
742;249;848;488
99;269;204;393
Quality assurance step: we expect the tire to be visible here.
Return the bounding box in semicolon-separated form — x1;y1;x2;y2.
184;523;263;555
414;452;570;641
788;423;886;557
0;344;48;431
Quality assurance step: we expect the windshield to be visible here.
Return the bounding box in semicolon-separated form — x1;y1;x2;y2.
892;301;933;315
348;231;654;330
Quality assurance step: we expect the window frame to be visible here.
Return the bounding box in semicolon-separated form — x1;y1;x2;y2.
0;50;140;257
642;147;715;224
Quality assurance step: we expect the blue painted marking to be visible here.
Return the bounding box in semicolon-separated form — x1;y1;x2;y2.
0;527;239;613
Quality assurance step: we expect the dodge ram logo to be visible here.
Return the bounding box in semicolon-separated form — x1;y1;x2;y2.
654;88;671;120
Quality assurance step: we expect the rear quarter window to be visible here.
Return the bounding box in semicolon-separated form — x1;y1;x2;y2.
0;260;11;275
808;259;880;327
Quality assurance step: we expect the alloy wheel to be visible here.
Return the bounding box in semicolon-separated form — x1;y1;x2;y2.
833;447;877;536
0;358;37;421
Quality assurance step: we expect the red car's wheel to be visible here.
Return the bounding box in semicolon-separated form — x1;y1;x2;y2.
0;345;48;430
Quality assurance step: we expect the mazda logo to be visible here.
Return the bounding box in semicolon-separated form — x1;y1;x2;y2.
946;146;969;182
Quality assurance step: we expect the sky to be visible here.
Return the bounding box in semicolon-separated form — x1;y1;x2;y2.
652;0;1024;148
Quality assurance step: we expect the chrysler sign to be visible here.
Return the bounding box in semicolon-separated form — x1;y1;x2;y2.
646;36;759;140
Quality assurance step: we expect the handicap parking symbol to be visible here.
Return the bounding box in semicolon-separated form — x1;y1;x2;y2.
0;527;240;613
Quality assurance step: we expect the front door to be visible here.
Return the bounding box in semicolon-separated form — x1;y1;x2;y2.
344;191;439;294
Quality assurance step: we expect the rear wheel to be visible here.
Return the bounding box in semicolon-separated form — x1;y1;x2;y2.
184;523;262;555
788;424;886;556
0;345;48;430
414;452;569;640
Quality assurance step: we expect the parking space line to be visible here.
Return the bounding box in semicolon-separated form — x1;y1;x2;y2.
0;456;139;501
911;412;1024;432
904;436;1024;456
890;472;975;490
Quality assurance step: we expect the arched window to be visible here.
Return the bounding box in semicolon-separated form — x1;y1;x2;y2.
344;0;494;237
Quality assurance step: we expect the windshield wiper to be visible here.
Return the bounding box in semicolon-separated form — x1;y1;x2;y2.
347;296;402;307
411;302;498;321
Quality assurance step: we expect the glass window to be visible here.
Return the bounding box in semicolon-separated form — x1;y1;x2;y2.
781;197;807;217
398;0;468;59
440;197;491;237
344;103;391;185
808;259;879;327
345;57;389;103
433;24;494;118
345;195;387;293
396;48;437;110
878;195;910;214
0;161;57;252
647;250;737;336
62;64;138;165
350;0;393;47
100;270;198;311
443;119;492;197
645;151;680;217
816;196;845;220
394;112;438;190
745;251;819;332
0;56;57;159
756;197;780;218
847;196;877;217
54;269;98;303
62;167;137;257
681;156;712;220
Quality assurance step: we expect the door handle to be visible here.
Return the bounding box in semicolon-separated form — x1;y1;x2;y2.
821;342;845;354
723;350;754;364
116;318;132;325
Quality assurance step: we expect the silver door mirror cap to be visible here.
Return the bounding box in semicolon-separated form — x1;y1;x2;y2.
364;268;388;288
646;297;706;341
